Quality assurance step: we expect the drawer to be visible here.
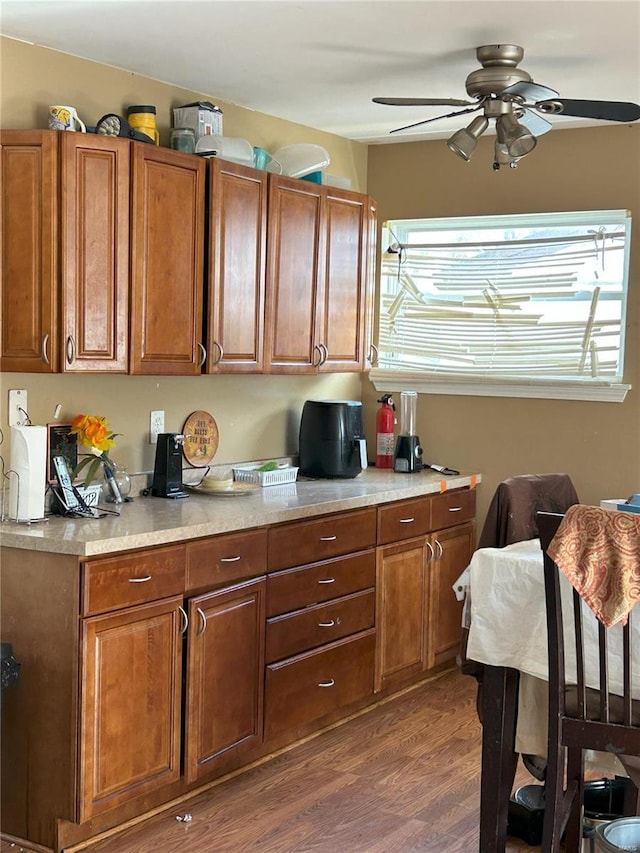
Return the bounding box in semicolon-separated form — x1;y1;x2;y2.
431;488;476;530
266;589;375;663
186;528;268;591
82;544;186;616
264;629;375;741
268;508;377;571
266;550;375;617
377;496;432;545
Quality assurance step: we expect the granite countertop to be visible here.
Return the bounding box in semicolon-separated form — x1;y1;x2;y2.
0;468;481;557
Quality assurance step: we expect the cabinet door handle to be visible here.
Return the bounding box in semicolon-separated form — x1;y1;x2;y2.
66;335;75;365
197;342;207;368
179;605;189;635
220;555;241;563
312;344;323;367
318;578;335;584
319;343;328;365
320;535;337;541
448;506;462;513
399;517;415;524
42;333;50;365
212;340;224;365
128;575;152;583
196;607;207;636
425;541;435;562
368;343;379;366
435;539;443;560
318;620;335;627
318;679;335;688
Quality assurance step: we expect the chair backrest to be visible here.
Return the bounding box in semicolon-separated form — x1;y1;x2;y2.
477;473;579;549
538;511;640;755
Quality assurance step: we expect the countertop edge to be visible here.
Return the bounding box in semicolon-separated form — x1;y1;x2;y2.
0;471;481;557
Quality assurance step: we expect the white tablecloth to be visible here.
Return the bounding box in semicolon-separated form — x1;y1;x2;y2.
456;539;640;776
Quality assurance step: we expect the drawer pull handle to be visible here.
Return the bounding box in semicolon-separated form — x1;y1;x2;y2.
426;541;435;561
320;535;337;541
448;506;463;512
318;578;335;584
196;607;207;636
435;539;443;560
179;605;189;636
400;517;415;524
220;555;241;563
129;575;152;583
318;679;335;688
318;620;335;627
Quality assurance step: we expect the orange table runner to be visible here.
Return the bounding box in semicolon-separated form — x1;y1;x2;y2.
547;504;640;627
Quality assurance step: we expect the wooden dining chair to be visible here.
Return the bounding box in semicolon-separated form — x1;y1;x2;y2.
538;511;640;853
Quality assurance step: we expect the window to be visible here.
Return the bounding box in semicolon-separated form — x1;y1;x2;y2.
371;210;632;402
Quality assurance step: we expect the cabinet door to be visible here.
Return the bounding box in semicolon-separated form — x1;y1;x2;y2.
184;577;266;784
318;188;368;372
0;130;58;372
78;595;184;821
375;537;429;691
265;175;325;373
427;521;475;669
61;134;130;372
207;159;267;372
130;145;205;374
364;196;378;368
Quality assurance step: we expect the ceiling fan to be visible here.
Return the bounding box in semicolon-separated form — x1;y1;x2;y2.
373;44;640;169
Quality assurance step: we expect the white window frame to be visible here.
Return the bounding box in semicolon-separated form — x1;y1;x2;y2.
370;209;632;403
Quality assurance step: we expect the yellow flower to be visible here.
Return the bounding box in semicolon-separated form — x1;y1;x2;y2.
71;415;119;486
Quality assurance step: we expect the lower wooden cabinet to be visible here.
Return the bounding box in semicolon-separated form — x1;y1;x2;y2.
184;577;266;784
264;630;376;741
79;595;184;821
427;522;474;669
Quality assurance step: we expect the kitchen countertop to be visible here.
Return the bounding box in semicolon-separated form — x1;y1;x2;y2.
0;468;480;557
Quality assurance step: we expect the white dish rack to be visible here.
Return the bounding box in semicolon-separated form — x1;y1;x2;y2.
232;464;298;487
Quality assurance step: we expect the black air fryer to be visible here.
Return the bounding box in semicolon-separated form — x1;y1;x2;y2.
299;400;367;479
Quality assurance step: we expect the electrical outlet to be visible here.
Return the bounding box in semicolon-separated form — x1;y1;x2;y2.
149;410;165;444
8;389;29;427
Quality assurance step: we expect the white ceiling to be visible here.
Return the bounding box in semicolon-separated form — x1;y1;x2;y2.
2;0;640;143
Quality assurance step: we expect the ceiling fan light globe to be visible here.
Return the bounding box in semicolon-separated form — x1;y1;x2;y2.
446;115;489;161
496;112;537;158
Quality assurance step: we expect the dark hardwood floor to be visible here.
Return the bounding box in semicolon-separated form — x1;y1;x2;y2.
33;669;540;852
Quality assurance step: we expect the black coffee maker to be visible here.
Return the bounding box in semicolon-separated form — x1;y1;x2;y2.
151;433;189;498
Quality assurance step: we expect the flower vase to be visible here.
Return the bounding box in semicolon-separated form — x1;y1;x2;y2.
103;464;131;503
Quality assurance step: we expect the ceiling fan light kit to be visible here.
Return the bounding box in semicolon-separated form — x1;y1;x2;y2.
373;44;640;170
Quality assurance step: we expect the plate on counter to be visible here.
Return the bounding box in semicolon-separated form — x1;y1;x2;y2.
188;481;260;497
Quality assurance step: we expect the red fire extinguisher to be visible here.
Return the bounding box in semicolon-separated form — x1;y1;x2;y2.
376;394;396;468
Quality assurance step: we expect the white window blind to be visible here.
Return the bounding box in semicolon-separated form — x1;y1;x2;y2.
373;210;632;401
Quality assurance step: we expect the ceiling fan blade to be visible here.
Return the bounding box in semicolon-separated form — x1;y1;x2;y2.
518;108;553;137
389;105;482;134
536;98;640;122
373;97;475;107
503;81;559;102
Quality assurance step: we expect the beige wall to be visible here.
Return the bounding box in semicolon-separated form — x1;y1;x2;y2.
0;38;366;474
2;37;639;532
364;125;640;526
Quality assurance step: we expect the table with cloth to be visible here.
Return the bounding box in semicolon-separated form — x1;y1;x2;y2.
457;505;640;851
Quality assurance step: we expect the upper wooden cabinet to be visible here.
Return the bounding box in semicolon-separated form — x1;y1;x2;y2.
1;131;58;372
130;145;206;375
1;132;373;376
0;130;130;373
61;134;130;372
205;159;267;373
265;175;374;374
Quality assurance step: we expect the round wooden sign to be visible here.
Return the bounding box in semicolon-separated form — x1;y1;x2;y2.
181;410;219;467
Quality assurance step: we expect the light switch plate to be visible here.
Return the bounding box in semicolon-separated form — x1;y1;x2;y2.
8;389;29;427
